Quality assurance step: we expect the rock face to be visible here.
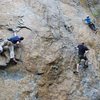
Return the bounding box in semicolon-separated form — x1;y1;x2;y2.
80;0;100;20
0;0;100;100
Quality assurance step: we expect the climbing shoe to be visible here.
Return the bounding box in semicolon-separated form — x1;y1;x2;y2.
7;58;17;65
73;71;79;75
84;65;88;69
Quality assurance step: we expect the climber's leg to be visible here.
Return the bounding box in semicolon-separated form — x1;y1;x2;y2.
8;44;17;64
0;40;9;57
81;55;88;68
76;63;79;72
84;60;88;68
76;55;82;73
89;23;96;31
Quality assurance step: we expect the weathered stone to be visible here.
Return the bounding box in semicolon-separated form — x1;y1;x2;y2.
0;0;100;100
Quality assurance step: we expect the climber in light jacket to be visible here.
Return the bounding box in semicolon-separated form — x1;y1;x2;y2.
7;35;24;63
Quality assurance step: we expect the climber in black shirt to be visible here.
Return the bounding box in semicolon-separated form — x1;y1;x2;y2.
76;43;89;72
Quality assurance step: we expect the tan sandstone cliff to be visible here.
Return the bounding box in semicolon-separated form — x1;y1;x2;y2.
0;0;100;100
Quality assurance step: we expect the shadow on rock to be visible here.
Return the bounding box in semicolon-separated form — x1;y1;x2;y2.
0;61;17;70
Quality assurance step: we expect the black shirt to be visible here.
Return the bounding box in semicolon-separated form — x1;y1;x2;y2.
78;44;89;55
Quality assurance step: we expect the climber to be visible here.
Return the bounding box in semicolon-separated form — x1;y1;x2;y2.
76;43;89;73
84;16;97;32
0;39;17;64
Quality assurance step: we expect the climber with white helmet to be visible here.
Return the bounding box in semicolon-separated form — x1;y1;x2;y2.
84;16;97;32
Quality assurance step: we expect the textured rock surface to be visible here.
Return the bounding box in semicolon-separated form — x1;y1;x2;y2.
80;0;100;21
0;0;100;100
